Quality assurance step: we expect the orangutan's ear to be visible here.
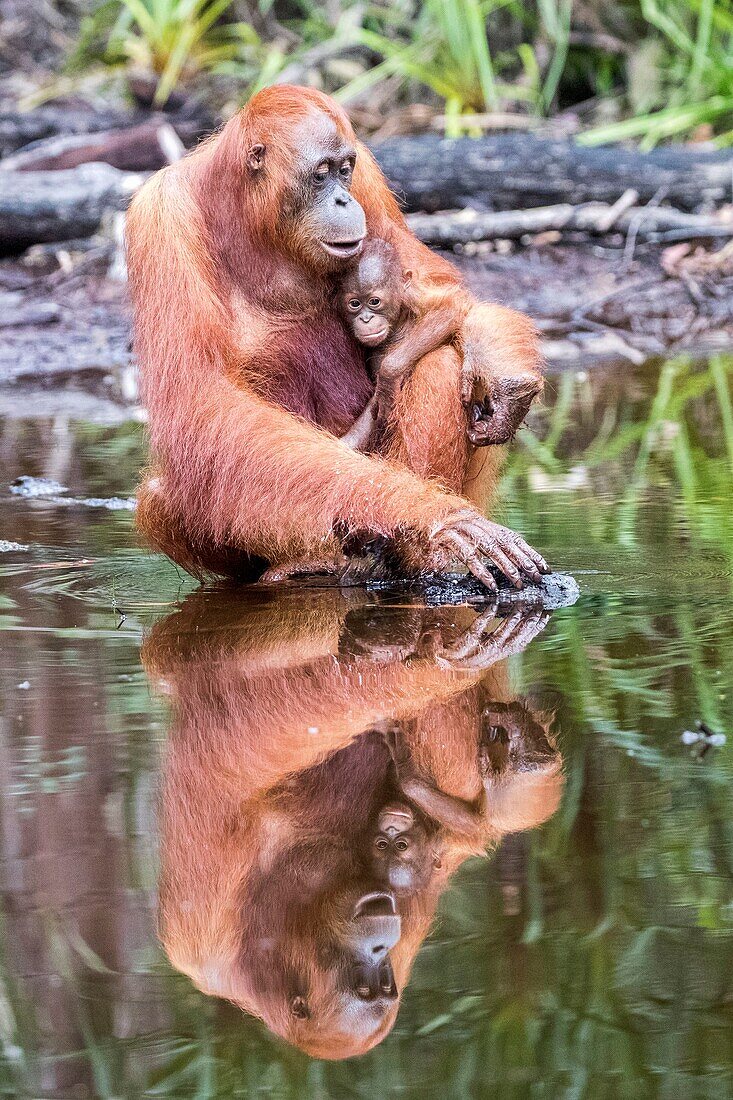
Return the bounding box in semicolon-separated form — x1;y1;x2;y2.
248;144;265;170
402;269;413;290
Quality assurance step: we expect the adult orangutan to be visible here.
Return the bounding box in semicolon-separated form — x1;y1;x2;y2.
144;587;563;1059
127;85;546;590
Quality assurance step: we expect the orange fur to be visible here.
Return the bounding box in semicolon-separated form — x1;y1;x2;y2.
145;590;563;1058
126;85;543;578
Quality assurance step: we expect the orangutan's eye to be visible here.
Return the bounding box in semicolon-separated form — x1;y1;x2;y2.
375;836;389;850
339;160;352;179
290;996;309;1019
348;299;361;312
356;985;371;998
314;162;329;182
368;297;381;309
395;839;408;851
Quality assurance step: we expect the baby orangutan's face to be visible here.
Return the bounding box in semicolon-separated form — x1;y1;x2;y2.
340;254;405;347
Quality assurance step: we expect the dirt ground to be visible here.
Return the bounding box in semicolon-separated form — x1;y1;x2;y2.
0;234;731;423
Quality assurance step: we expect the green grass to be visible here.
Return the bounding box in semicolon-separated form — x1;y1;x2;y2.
63;0;733;142
67;0;276;105
583;0;733;147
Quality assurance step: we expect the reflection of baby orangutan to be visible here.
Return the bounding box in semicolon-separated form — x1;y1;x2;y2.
145;588;562;1060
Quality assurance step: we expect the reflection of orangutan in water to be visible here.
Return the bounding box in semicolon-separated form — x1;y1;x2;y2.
143;589;563;1060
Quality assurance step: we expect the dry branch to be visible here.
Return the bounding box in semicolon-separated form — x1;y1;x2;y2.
407;202;733;246
0;120;198;172
0;107;144;159
0;101;214;159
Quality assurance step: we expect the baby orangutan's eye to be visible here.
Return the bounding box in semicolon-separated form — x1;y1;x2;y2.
368;297;381;308
348;299;361;312
314;162;329;181
375;836;389;850
395;839;409;851
339;161;352;179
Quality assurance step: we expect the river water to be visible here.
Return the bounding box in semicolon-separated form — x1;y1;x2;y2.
0;355;731;1098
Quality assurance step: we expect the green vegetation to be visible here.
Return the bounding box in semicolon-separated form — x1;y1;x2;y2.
62;0;733;143
69;0;276;105
101;0;255;107
581;0;733;147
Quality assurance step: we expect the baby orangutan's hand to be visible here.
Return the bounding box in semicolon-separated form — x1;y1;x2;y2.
427;509;549;592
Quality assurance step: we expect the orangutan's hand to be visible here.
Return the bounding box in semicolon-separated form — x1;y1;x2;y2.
427;509;549;591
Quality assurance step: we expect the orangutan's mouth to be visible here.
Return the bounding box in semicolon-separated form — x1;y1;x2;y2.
359;327;389;346
354;892;397;918
320;238;364;259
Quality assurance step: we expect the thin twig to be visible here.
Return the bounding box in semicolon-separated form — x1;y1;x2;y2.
622;186;669;270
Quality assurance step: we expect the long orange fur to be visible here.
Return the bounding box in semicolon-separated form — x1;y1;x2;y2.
126;85;543;578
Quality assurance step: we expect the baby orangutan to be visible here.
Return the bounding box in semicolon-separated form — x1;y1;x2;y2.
337;240;540;452
339;238;467;452
260;241;472;584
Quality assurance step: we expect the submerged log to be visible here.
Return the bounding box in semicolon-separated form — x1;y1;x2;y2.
373;133;733;213
0;164;144;250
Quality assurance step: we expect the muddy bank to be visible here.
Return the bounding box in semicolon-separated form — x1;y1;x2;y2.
0;112;730;419
0;233;731;422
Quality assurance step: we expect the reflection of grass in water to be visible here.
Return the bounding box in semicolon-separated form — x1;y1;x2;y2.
451;354;733;1094
503;354;733;566
1;357;733;1095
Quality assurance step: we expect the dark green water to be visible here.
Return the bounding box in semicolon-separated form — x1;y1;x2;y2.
0;355;732;1098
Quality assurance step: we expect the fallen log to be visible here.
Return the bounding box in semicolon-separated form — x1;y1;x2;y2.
1;120;196;172
0;104;214;160
0;106;139;159
0;163;144;251
373;133;733;213
407;201;733;246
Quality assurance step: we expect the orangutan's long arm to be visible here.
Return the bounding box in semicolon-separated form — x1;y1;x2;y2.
381;304;464;380
373;303;468;435
401;780;485;840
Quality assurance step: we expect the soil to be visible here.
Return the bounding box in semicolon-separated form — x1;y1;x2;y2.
0;234;731;423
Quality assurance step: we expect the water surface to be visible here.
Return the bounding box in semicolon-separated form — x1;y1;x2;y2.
0;356;732;1097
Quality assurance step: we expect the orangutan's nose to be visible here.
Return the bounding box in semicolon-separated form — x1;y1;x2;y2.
356;917;401;958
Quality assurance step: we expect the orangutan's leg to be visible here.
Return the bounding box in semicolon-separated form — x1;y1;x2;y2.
382;344;508;513
136;471;265;581
383;346;469;495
